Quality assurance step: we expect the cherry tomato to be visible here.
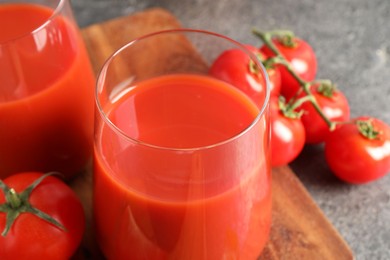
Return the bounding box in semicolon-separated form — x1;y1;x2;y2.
209;45;280;106
270;96;306;166
0;172;85;259
325;117;390;184
299;84;350;144
261;37;317;100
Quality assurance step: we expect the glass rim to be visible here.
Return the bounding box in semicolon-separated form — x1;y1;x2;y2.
95;28;271;152
0;0;67;45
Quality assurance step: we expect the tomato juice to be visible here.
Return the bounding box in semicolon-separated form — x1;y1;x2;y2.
0;3;95;178
94;74;271;259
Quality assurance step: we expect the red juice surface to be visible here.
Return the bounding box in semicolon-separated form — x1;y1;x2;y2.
0;4;95;178
94;74;271;259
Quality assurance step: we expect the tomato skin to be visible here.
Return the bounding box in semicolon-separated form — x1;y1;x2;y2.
261;37;317;100
300;84;350;144
0;172;85;260
209;45;280;106
325;117;390;184
270;97;306;166
267;64;282;97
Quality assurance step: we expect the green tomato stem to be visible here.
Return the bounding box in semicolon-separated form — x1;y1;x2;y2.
7;189;21;209
278;96;303;119
268;30;297;47
287;94;312;111
356;119;382;140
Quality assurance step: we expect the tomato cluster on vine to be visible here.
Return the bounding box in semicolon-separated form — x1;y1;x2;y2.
209;30;390;184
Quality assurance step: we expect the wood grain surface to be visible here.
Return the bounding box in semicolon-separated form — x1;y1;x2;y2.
70;8;354;260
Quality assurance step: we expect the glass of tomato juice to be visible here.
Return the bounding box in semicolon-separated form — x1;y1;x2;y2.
0;0;95;179
93;29;272;259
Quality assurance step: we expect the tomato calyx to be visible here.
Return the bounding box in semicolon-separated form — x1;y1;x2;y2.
316;80;336;98
248;55;262;75
259;29;297;48
356;119;382;140
278;96;303;119
249;52;275;77
0;172;66;236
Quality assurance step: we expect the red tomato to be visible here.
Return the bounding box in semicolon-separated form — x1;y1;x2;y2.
299;84;350;144
209;45;280;106
267;65;282;96
261;37;317;100
270;96;306;166
0;172;85;259
325;117;390;184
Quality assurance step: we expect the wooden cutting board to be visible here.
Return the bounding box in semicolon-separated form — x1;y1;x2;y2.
70;8;353;260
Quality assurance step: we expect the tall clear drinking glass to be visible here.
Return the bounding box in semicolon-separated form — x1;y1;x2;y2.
94;29;271;259
0;0;95;179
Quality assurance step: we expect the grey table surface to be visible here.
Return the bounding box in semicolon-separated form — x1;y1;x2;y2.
70;0;389;259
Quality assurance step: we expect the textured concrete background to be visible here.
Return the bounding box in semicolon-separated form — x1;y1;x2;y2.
70;0;390;259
